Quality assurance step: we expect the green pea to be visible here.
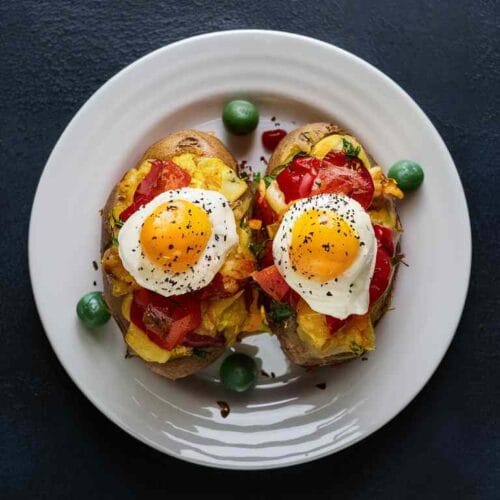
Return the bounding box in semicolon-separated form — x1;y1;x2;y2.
220;353;257;392
388;160;424;192
222;100;259;135
77;292;110;327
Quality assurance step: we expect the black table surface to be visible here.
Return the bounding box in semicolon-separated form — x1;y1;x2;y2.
2;1;499;498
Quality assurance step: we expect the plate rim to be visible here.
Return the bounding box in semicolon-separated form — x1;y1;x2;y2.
28;29;472;470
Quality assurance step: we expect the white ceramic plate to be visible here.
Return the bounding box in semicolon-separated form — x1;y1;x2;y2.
29;30;471;469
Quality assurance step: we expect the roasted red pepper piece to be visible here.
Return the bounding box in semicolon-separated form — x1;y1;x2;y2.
119;160;191;221
313;152;374;209
130;288;201;350
133;159;165;202
252;265;290;302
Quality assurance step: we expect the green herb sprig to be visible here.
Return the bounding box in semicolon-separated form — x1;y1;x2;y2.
342;138;360;158
249;241;267;259
270;302;294;322
263;175;274;187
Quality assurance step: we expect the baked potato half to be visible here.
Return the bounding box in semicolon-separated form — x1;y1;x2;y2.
256;123;404;367
101;130;262;380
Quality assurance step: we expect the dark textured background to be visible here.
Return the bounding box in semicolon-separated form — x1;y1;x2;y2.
1;0;499;498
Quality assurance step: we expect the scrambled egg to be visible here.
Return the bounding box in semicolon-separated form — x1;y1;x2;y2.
171;153;247;203
296;299;375;357
200;288;266;345
220;226;256;280
369;166;404;199
101;246;138;296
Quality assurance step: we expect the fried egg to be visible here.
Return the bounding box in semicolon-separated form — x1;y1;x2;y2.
118;188;238;297
273;194;376;319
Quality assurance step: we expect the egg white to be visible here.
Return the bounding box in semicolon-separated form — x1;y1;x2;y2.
273;194;376;319
118;188;238;297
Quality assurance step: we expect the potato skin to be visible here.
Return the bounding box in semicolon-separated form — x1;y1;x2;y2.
140;129;237;170
267;123;346;174
101;130;237;380
266;123;401;367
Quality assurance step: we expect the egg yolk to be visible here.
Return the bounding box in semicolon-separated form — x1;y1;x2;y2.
140;200;212;273
289;209;360;282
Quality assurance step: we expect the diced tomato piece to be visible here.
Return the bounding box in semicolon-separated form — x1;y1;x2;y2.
119;160;191;221
252;265;290;302
182;332;225;347
369;243;392;306
260;240;274;268
130;288;201;350
276;156;321;203
197;273;240;300
373;224;394;256
284;289;301;308
325;315;347;335
369;224;395;305
262;129;287;151
254;192;276;226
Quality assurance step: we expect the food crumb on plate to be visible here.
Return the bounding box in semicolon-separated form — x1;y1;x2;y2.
315;383;327;390
216;401;230;418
